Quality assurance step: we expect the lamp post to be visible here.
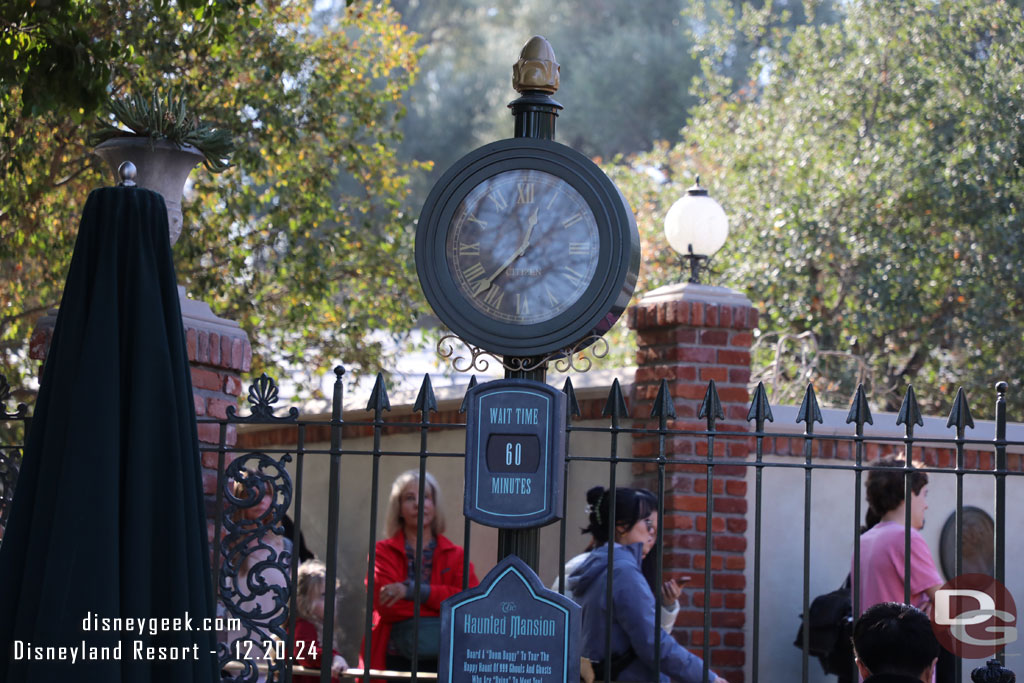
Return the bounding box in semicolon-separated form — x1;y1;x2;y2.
664;176;729;284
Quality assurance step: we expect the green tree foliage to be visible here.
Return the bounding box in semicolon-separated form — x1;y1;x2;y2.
392;0;703;190
0;0;249;118
1;1;423;395
391;0;838;194
614;0;1024;412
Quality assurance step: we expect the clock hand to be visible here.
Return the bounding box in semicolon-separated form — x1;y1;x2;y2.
474;252;520;295
519;206;539;250
473;208;540;296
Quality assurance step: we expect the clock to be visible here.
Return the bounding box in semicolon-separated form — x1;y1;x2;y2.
417;137;640;357
447;168;600;325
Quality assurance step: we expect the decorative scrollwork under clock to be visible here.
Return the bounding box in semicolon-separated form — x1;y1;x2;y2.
437;333;609;374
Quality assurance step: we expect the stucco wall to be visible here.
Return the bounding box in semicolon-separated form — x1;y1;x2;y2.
249;396;1024;678
747;406;1024;681
282;417;627;661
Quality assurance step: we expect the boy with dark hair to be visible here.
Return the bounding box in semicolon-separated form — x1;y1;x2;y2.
852;602;940;682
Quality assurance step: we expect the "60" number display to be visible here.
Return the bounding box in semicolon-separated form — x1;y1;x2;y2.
505;441;522;466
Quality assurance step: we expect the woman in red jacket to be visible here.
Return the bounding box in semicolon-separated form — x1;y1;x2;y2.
359;469;478;676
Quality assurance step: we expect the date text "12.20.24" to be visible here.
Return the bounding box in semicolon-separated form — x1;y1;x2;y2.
234;640;318;662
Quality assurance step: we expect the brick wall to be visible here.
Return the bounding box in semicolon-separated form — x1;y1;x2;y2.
185;319;250;546
628;284;759;683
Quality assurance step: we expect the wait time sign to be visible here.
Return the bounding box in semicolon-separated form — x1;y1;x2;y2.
463;379;566;529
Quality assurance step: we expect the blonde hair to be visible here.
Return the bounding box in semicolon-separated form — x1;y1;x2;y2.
296;560;328;628
385;469;445;538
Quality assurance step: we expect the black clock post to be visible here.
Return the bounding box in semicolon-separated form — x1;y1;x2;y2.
416;36;639;573
496;36;563;569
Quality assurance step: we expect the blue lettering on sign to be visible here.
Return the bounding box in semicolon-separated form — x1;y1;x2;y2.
442;559;575;683
488;407;540;425
474;390;550;517
490;477;532;495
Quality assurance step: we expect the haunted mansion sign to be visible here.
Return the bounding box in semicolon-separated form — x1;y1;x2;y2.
463;379;565;529
439;555;580;683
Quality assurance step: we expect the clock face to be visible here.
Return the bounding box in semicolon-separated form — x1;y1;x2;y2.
445;169;600;325
416;137;640;357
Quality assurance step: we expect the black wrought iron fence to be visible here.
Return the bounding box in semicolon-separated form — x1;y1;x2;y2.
1;369;1021;683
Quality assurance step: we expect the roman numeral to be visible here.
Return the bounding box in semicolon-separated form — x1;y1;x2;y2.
463;262;486;288
545;286;559;307
568;242;589;255
458;242;480;256
562;212;584;228
516;183;535;204
515;293;530;316
465;214;488;229
487;189;508;211
561;266;584;287
481;285;504;309
546;189;562;209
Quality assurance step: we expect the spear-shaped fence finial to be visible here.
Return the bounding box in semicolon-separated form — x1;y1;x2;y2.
602;378;628;424
414;373;438;416
845;383;873;432
698;380;724;431
746;381;774;432
459;375;478;414
562;377;581;420
796;383;823;433
896;385;924;438
366;372;392;414
651;379;677;421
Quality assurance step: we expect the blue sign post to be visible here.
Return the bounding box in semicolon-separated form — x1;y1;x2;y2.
464;379;566;529
439;555;581;683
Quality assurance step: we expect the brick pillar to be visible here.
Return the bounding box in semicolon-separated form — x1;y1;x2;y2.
31;287;251;549
179;287;251;547
628;282;758;683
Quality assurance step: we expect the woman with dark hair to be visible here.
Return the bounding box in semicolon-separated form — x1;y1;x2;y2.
567;486;727;683
554;492;682;633
853;458;946;682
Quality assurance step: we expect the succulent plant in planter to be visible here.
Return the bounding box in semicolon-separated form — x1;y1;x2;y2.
91;89;235;244
91;89;234;172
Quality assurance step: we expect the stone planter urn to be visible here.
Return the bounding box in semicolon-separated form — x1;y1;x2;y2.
93;137;204;245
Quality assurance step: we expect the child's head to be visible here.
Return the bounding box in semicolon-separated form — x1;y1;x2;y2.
853;602;939;680
296;560;331;623
230;473;275;523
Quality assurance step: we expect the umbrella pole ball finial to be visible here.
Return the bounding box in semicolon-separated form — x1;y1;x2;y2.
118;161;137;187
513;36;559;94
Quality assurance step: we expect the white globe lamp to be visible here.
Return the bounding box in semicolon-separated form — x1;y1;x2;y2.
664;177;729;283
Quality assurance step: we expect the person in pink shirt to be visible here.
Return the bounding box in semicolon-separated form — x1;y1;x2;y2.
853;457;948;682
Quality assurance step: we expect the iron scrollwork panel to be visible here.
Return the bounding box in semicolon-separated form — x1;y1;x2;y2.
218;452;294;682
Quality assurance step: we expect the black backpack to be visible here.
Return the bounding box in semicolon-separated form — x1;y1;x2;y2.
793;576;855;680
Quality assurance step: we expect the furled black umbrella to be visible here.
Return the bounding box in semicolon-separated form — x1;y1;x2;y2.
0;181;219;682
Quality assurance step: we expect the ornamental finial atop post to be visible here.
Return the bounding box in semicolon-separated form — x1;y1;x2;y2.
509;37;563;141
513;36;560;94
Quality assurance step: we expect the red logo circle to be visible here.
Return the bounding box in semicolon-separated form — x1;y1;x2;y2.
931;573;1017;659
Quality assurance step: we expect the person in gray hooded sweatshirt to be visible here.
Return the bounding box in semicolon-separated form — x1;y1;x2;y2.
567;486;728;683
